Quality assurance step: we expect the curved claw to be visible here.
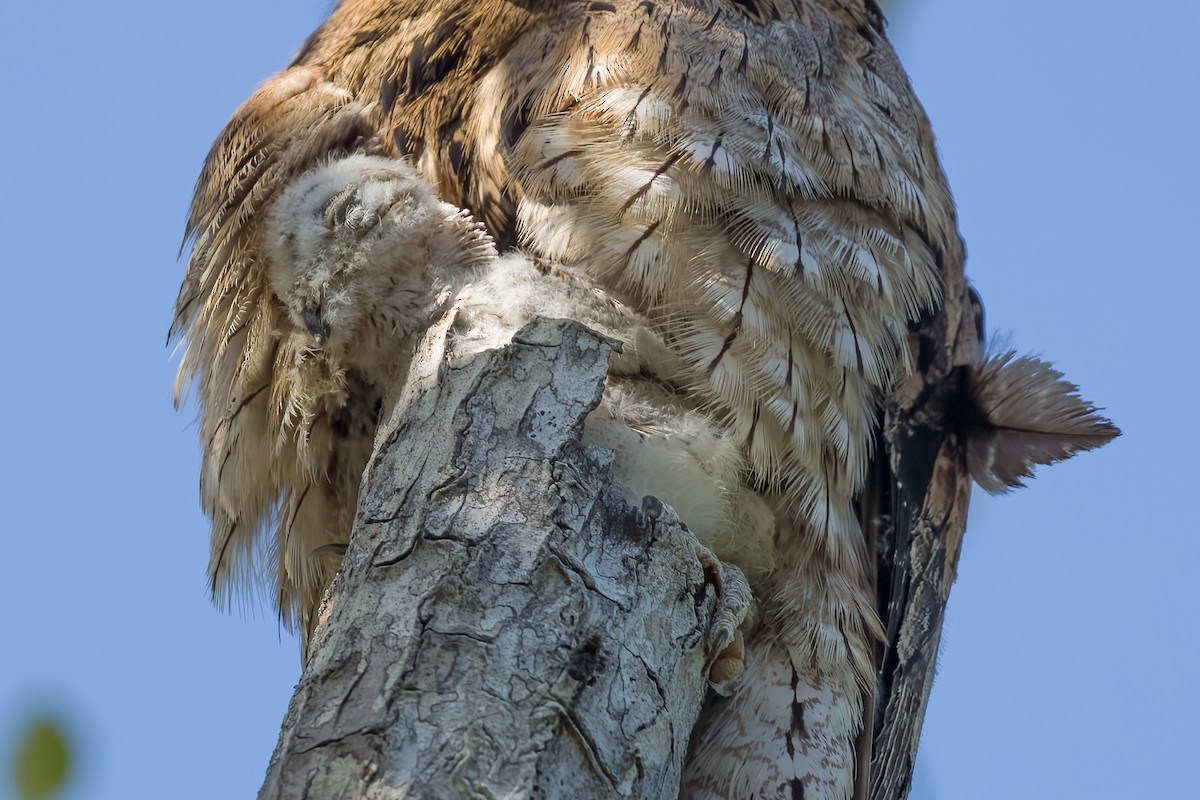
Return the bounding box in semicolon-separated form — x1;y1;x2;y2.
696;553;753;697
636;494;665;528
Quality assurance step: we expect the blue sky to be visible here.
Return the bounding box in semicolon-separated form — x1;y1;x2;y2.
1;1;1193;798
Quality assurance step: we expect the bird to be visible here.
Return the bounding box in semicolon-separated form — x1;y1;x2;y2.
170;2;1119;798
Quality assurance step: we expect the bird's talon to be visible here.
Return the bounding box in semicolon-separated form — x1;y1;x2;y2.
700;558;752;697
636;495;665;528
706;629;745;696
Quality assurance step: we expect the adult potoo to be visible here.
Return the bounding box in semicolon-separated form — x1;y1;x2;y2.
172;2;1118;798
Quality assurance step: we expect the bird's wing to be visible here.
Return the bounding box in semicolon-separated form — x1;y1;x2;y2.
171;68;375;624
868;281;1119;799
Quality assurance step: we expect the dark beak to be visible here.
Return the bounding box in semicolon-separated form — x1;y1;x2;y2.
303;308;331;343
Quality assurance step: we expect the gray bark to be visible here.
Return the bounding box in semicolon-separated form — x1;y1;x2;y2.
259;314;728;799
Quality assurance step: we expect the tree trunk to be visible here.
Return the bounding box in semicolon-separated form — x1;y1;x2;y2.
259;313;731;799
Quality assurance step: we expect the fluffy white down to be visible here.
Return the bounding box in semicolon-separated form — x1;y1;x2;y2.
213;153;776;653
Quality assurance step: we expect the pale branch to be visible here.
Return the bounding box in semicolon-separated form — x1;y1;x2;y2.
259;315;732;800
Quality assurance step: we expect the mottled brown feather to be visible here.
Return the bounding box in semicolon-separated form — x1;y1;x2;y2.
966;352;1120;494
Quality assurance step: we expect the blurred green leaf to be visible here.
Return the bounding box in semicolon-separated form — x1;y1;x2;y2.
12;718;71;800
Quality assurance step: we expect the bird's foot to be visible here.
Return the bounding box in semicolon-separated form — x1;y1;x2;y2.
696;548;753;697
636;494;668;529
634;494;754;694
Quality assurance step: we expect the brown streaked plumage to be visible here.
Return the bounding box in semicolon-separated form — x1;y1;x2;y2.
172;2;1118;798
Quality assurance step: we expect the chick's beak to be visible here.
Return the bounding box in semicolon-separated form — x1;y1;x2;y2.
302;307;331;343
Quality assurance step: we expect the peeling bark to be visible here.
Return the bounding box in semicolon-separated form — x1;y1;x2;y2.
259;316;726;800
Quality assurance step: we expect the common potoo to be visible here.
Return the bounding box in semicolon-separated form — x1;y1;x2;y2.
171;2;1118;798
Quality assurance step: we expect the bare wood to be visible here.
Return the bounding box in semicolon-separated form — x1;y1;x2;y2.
259;315;727;800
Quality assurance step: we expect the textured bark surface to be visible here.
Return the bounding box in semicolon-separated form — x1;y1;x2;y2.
259;315;726;800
